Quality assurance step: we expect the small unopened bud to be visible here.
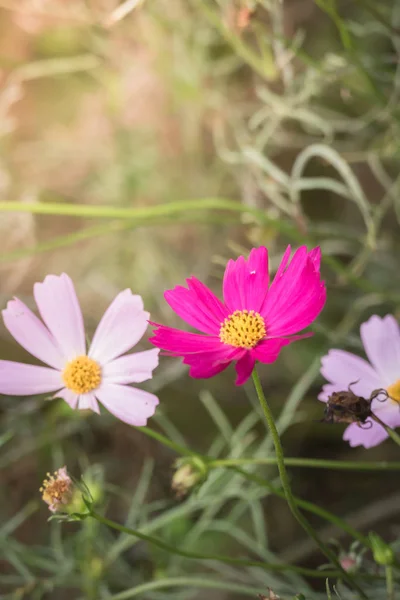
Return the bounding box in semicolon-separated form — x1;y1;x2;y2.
258;589;280;600
40;467;74;513
340;555;358;572
171;457;208;498
369;532;395;566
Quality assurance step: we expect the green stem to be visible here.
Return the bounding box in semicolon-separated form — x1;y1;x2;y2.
1;198;398;299
0;199;295;236
372;414;400;448
139;426;201;457
137;427;376;549
251;368;367;599
139;426;400;471
209;457;400;471
386;566;394;600
89;510;341;579
230;466;368;547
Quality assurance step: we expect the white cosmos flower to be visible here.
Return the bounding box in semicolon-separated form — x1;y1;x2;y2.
0;274;159;426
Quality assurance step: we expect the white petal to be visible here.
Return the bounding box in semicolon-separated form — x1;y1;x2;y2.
102;349;159;384
78;392;100;414
89;289;149;364
95;382;159;426
320;349;381;398
0;361;62;395
53;387;78;409
34;273;86;360
360;315;400;385
2;298;65;369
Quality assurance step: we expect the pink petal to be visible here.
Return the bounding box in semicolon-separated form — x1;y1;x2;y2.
261;247;326;337
320;349;381;398
78;393;100;414
95;383;159;426
343;420;389;448
2;298;65;369
89;290;148;364
183;346;244;379
222;247;269;313
34;274;86;360
150;325;222;355
343;389;400;448
252;337;295;364
53;387;78;409
360;315;400;386
235;352;255;385
164;277;228;335
102;348;159;384
0;361;62;395
318;383;339;403
308;246;321;270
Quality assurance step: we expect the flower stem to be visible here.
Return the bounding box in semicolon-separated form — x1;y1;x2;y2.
209;457;400;471
89;510;343;579
372;414;400;447
140;426;400;471
386;566;394;600
251;367;367;599
230;466;368;547
137;427;370;549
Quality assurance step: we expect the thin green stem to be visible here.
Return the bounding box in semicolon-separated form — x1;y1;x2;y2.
210;457;400;472
230;466;368;547
0;199;295;237
251;368;367;599
372;414;400;448
136;427;384;549
89;510;341;579
139;426;400;471
1;198;399;300
386;566;394;600
138;426;201;457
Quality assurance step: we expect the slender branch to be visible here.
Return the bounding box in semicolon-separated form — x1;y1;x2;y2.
386;566;394;600
251;368;367;599
230;466;368;547
209;457;400;471
137;427;379;548
89;510;342;579
139;425;400;471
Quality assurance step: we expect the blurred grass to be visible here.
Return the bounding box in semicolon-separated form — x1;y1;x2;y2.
0;0;400;598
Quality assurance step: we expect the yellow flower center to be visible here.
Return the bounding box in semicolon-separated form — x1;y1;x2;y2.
387;379;400;403
219;310;266;349
40;470;72;507
62;355;101;394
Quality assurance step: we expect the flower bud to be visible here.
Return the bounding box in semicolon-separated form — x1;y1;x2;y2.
368;532;395;566
171;457;208;498
340;555;358;572
258;589;280;600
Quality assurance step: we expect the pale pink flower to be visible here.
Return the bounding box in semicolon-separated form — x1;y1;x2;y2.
0;274;159;426
319;315;400;448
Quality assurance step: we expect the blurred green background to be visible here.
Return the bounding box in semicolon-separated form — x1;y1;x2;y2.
0;0;400;598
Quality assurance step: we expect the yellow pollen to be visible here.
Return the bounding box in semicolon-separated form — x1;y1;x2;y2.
62;355;101;394
387;379;400;403
219;310;266;349
40;469;71;507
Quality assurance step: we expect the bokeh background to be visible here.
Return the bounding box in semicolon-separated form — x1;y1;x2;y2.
0;0;399;598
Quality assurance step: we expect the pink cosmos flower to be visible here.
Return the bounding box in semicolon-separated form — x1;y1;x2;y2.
150;245;326;385
0;274;159;426
319;315;400;448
